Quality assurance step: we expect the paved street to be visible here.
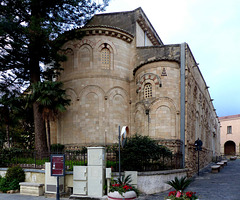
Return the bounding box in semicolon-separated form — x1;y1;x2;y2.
0;194;69;200
137;159;240;200
0;159;240;200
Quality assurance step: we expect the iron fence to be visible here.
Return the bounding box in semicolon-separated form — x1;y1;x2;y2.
0;149;182;172
106;149;183;172
0;150;87;170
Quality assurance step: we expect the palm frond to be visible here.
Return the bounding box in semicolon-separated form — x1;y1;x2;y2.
166;176;192;191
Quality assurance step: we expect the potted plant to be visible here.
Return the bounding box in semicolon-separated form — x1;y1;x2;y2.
165;176;199;200
108;175;139;200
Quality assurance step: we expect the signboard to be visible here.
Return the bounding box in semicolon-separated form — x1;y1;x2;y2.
51;154;65;176
194;139;203;151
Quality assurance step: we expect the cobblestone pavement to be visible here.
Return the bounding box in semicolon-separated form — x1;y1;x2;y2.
137;159;240;200
1;159;240;200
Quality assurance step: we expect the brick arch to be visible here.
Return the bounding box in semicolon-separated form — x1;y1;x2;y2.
195;111;200;140
150;97;177;112
97;40;117;54
149;97;178;139
137;73;162;93
79;85;105;100
57;86;78;145
73;39;95;50
65;88;77;107
106;87;129;102
60;48;74;74
224;140;236;155
78;85;105;145
134;103;146;136
61;41;75;50
77;44;93;69
97;40;117;70
106;87;129;143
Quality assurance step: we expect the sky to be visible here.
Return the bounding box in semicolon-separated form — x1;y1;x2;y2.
102;0;240;117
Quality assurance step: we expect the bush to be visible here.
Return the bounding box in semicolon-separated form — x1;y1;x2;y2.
120;134;172;171
0;176;9;193
0;166;25;192
5;165;25;184
50;143;65;153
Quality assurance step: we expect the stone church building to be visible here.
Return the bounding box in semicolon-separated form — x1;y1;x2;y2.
51;8;220;172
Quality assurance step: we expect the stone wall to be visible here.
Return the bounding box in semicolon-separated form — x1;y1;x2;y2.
54;30;135;146
50;9;220;176
184;45;220;173
186;144;213;176
0;168;188;195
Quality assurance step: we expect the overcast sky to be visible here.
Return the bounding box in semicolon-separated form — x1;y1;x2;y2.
102;0;240;117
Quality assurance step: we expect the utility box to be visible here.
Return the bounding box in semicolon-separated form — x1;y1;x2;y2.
45;162;64;194
73;166;87;195
88;166;104;197
87;147;105;197
73;166;88;195
87;147;106;166
106;168;112;179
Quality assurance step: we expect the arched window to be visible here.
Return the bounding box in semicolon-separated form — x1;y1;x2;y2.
144;83;152;99
101;48;110;69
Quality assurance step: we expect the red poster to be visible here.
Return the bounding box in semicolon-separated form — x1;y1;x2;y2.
51;155;65;176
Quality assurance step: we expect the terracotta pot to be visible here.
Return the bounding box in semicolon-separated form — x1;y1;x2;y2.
108;191;137;200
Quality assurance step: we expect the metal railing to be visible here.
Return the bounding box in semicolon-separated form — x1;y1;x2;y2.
0;150;87;170
106;149;183;172
0;149;182;172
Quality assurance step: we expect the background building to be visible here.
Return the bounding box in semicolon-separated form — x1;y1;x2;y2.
219;114;240;155
51;8;220;174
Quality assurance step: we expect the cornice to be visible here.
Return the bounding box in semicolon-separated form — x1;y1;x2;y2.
136;15;163;46
81;25;134;43
133;57;180;76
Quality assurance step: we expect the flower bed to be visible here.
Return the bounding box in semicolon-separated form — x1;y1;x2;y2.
165;190;199;200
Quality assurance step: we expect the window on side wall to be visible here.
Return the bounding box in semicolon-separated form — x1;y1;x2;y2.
101;48;110;69
227;126;232;134
144;83;152;99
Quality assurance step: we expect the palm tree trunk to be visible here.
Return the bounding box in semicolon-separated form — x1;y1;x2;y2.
47;117;51;153
6;124;10;148
33;102;48;156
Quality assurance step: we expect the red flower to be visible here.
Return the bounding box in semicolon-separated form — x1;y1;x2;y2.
168;191;177;196
112;184;121;187
186;191;193;197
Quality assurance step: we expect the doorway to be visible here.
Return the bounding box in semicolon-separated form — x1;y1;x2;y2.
224;141;236;155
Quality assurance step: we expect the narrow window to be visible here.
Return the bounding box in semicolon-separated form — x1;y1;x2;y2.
227;126;232;134
101;48;110;69
144;83;152;99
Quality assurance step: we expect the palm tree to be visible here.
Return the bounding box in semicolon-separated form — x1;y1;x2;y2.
28;81;70;152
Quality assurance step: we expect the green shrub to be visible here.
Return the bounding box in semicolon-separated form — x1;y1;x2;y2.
50;143;65;153
120;134;172;171
0;176;10;193
5;165;25;184
8;179;20;190
0;166;25;192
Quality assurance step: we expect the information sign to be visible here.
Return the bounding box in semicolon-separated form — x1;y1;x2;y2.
51;154;65;177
